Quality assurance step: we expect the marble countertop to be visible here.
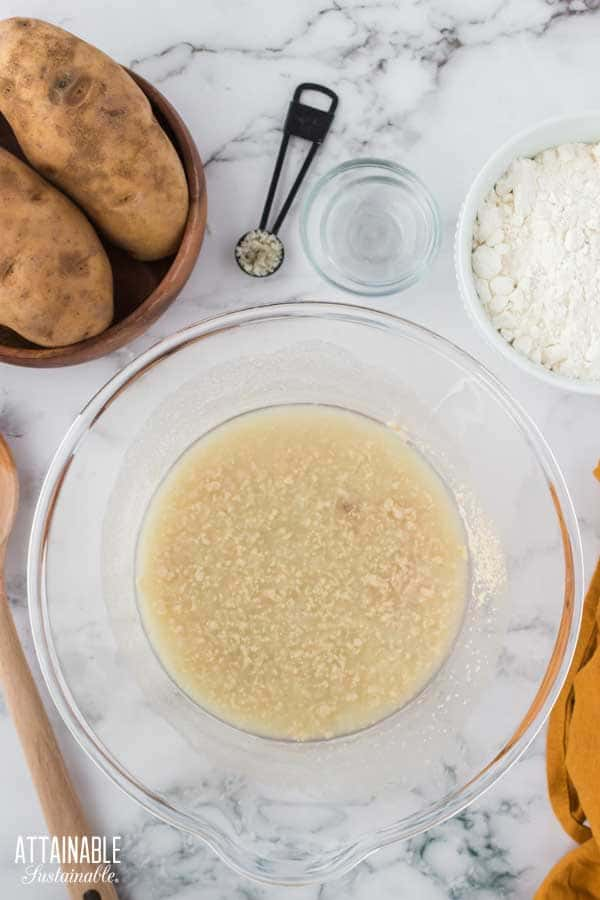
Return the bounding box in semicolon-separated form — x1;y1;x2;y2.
1;0;599;896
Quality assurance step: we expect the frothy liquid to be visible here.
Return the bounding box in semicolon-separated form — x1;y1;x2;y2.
137;406;468;740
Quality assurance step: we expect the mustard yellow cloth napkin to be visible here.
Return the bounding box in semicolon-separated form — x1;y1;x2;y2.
536;495;600;899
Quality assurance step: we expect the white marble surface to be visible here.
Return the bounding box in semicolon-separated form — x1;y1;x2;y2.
1;0;600;896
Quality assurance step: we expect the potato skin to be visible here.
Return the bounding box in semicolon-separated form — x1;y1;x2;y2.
0;148;113;347
0;17;189;261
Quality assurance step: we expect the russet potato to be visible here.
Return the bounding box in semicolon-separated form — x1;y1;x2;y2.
0;17;189;261
0;148;113;347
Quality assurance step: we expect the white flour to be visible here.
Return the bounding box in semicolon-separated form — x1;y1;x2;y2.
472;142;600;381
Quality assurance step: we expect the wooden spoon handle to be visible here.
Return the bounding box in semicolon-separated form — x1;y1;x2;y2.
0;577;119;900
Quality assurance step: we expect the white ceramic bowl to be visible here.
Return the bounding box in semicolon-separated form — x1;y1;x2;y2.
455;112;600;395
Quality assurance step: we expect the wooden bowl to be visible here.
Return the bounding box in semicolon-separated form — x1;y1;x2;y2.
0;71;207;368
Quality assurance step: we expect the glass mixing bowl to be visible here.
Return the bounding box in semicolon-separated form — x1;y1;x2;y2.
28;302;583;885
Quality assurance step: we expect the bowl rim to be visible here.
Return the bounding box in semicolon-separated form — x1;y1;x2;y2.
27;300;584;885
455;111;600;395
300;157;442;296
0;69;207;368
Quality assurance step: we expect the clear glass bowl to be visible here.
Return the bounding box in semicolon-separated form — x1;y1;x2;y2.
28;302;583;885
301;159;441;295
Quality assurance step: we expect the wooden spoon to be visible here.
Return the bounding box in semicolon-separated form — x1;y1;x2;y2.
0;435;119;900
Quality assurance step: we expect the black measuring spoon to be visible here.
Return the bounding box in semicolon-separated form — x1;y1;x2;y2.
235;83;338;278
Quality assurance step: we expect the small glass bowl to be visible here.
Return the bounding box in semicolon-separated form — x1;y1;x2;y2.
301;158;441;295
